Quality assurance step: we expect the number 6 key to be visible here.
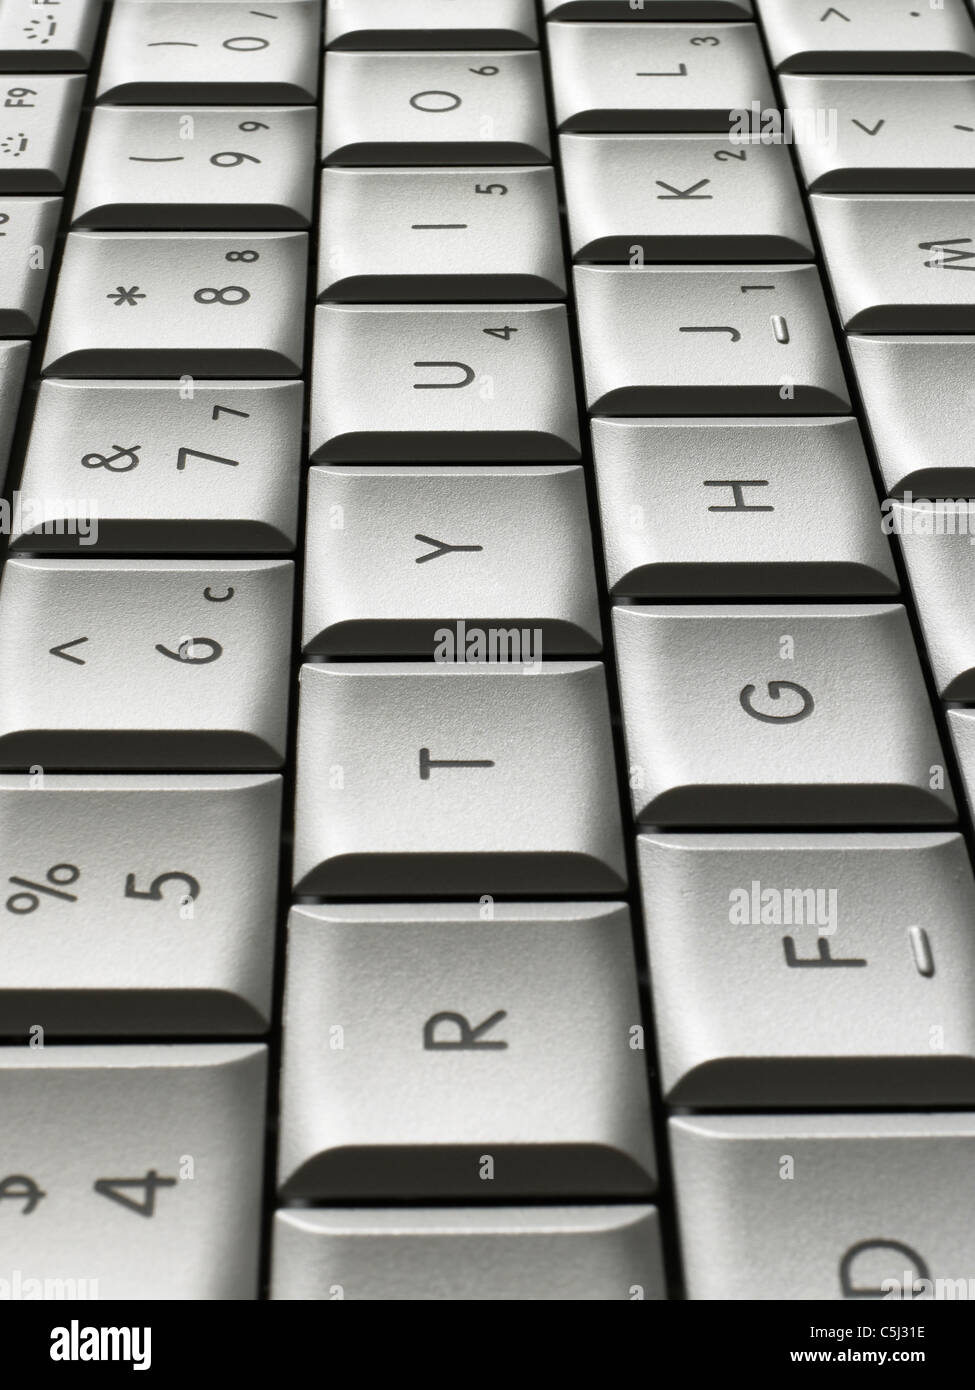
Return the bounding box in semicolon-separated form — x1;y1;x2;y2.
0;558;294;769
41;231;308;376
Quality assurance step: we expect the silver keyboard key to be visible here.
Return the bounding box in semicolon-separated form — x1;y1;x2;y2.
613;603;955;825
73;106;316;229
310;303;580;461
0;0;101;71
781;75;975;193
0;195;59;334
0;339;28;488
671;1113;975;1300
0;774;281;1034
326;0;539;50
0;1044;266;1300
42;231;307;376
758;0;975;73
948;709;975;817
272;1206;666;1302
0;558;293;769
893;503;975;699
575;264;850;414
322;50;550;166
302;464;601;655
849;335;975;497
544;0;753;13
97;1;320;104
277;903;654;1198
318;166;565;301
593;417;897;597
14;380;302;552
639;831;975;1106
293;662;627;893
0;74;83;192
813;193;975;331
548;21;775;132
560;133;812;262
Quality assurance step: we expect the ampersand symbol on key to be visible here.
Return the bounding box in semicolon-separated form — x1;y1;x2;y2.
80;444;141;472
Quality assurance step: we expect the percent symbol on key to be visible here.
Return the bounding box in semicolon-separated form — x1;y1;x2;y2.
6;863;81;914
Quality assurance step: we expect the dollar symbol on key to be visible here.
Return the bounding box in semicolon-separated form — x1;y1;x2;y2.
81;444;141;472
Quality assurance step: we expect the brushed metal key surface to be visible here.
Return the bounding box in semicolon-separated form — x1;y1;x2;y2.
893;503;975;699
548;21;775;132
948;709;975;821
302;464;601;655
277;903;654;1199
318;166;565;301
0;0;101;71
0;558;294;769
321;50;550;166
813;193;975;331
560;134;812;262
575;264;850;414
781;75;975;193
613;604;955;825
0;774;282;1034
310;303;580;460
0;1044;267;1299
326;0;539;50
849;335;975;497
0;340;28;488
758;0;975;73
292;662;627;894
272;1206;666;1301
41;231;308;376
97;1;320;104
0;196;59;335
14;379;302;552
544;0;753;14
592;417;897;597
671;1113;975;1300
0;74;83;192
638;831;975;1105
73;106;316;229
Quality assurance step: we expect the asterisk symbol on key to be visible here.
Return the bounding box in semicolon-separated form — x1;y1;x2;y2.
107;285;146;307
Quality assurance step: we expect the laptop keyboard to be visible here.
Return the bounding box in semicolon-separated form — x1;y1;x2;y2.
2;0;975;1302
